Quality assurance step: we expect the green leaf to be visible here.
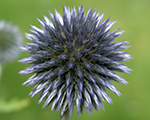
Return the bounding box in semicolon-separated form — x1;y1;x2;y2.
0;98;30;113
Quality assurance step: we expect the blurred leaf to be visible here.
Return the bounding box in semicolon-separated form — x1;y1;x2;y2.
0;98;30;113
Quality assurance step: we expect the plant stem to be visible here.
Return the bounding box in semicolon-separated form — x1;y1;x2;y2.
0;64;1;81
59;108;70;120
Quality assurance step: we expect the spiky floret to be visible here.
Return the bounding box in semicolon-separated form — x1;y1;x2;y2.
19;6;131;115
0;20;22;64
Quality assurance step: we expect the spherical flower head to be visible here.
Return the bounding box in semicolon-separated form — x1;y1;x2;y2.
0;20;22;64
19;6;131;116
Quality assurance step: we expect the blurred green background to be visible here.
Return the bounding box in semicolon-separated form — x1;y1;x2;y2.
0;0;150;120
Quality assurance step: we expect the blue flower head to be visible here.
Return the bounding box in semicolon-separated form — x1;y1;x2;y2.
19;5;131;116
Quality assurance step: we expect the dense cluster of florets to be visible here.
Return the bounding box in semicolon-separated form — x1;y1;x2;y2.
0;20;22;64
19;6;131;115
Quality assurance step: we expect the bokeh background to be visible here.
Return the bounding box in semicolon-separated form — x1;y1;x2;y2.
0;0;150;120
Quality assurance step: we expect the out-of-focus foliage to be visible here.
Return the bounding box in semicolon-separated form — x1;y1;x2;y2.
0;98;30;113
0;0;150;120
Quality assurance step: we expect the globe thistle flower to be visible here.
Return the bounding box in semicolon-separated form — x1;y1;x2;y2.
0;20;22;64
19;5;131;117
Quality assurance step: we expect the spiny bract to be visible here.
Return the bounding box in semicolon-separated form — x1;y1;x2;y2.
19;6;131;115
0;20;22;64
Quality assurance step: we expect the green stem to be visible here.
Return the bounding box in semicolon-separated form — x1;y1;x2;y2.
0;64;2;81
59;108;70;120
